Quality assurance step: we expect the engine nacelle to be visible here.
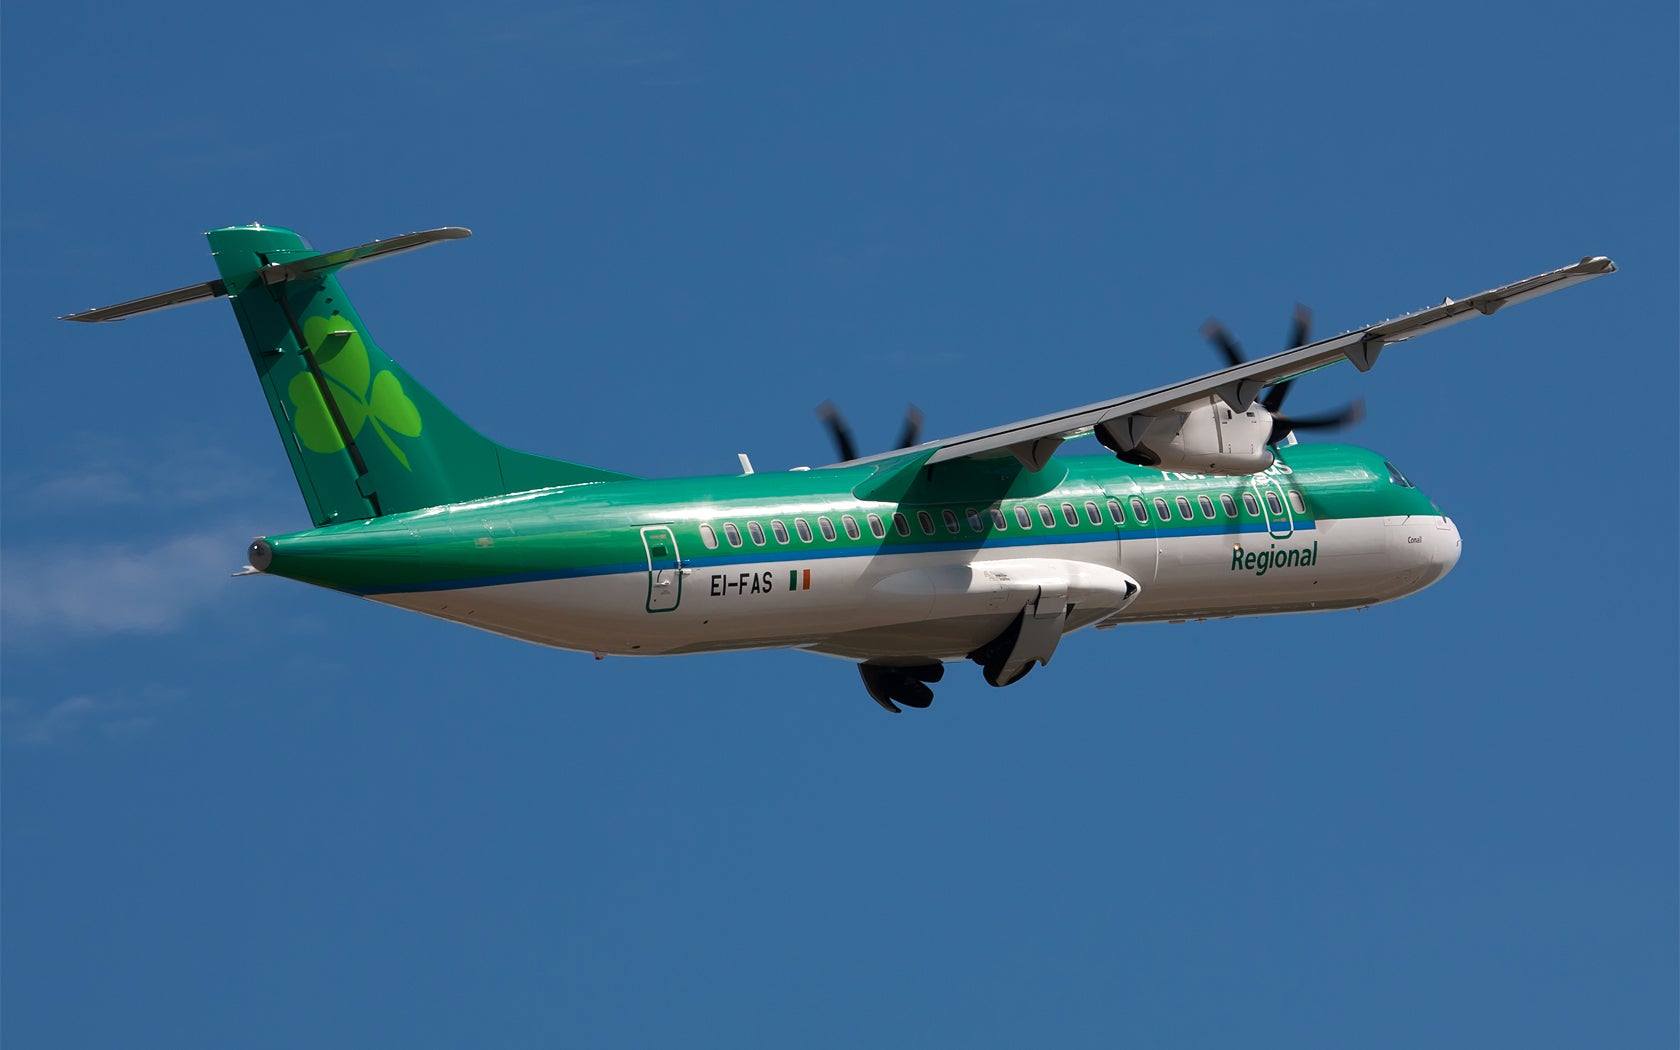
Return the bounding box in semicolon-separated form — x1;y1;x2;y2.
1095;396;1275;476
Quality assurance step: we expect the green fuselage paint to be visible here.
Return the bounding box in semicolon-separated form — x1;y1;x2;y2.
244;441;1462;662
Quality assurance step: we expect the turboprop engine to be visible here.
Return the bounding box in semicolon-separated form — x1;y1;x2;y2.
1094;396;1276;476
1094;304;1368;476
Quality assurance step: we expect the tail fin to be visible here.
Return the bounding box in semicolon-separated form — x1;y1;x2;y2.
65;224;633;526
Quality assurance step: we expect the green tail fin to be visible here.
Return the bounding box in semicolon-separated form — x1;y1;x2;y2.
201;225;632;526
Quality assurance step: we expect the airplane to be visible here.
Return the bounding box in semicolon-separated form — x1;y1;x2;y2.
62;226;1615;712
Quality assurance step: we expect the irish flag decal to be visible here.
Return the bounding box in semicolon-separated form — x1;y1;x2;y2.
788;569;812;591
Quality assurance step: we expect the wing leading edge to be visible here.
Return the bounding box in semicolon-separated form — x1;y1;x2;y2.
840;256;1615;474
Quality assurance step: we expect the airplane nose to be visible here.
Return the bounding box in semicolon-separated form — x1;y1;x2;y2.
1431;516;1462;580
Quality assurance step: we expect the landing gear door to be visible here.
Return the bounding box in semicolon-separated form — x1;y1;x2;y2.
640;526;683;613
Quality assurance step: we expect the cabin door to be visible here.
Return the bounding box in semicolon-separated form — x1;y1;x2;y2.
1252;475;1295;539
640;526;683;613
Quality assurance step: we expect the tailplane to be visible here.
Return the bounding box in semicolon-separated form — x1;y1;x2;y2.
64;225;633;526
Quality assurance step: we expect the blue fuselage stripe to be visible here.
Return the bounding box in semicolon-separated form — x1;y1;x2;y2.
353;518;1317;596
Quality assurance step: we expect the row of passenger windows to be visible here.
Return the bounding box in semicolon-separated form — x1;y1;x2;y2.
697;490;1308;550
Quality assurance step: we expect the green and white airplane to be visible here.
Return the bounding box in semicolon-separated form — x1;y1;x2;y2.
64;227;1614;711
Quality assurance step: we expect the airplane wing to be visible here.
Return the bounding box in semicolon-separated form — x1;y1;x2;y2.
840;256;1615;474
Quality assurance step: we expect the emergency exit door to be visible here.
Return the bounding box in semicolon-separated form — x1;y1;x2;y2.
640;526;683;612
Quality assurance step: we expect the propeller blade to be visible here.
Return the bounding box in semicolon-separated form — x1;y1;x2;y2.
1259;306;1315;412
1261;379;1293;414
815;401;859;462
1200;319;1246;368
896;404;925;450
1288;303;1312;350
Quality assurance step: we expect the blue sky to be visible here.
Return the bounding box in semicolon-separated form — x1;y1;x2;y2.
4;2;1675;1046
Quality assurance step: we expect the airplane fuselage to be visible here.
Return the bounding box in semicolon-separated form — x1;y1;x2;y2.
250;442;1461;664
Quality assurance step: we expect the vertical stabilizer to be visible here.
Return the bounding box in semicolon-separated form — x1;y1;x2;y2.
69;224;633;526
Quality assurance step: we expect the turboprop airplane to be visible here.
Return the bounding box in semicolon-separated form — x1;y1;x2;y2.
63;226;1615;711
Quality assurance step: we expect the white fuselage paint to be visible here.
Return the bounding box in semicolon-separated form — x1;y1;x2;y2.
371;513;1462;662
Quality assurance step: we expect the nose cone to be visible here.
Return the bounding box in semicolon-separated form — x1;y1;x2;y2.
1424;516;1462;587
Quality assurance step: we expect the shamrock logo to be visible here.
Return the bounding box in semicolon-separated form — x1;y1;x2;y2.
287;315;423;470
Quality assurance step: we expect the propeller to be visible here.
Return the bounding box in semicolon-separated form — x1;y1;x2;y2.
816;401;924;462
1200;304;1364;445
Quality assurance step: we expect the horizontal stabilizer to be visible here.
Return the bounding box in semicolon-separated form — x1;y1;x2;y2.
255;226;471;285
60;226;472;323
61;279;227;322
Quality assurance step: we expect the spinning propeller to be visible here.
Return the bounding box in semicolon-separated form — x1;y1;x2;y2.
816;401;924;462
1200;304;1364;445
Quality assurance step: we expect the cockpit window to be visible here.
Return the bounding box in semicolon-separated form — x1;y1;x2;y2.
1385;461;1414;488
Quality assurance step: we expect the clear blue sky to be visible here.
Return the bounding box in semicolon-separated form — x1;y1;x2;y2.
4;3;1675;1046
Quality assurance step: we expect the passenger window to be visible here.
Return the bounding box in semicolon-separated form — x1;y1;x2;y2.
1175;496;1193;520
867;513;886;539
772;519;790;544
966;509;984;532
1109;499;1126;524
1153;497;1170;521
1288;490;1306;514
892;512;910;537
819;516;838;541
795;517;814;542
1198;495;1215;519
1014;505;1033;529
917;511;936;535
942;509;961;534
842;515;861;540
1037;504;1056;528
1085;501;1102;525
1220;493;1238;517
1241;492;1260;516
1130;497;1148;523
748;521;766;545
991;507;1008;530
1062;502;1079;526
700;523;719;550
724;523;743;547
1265;491;1284;516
